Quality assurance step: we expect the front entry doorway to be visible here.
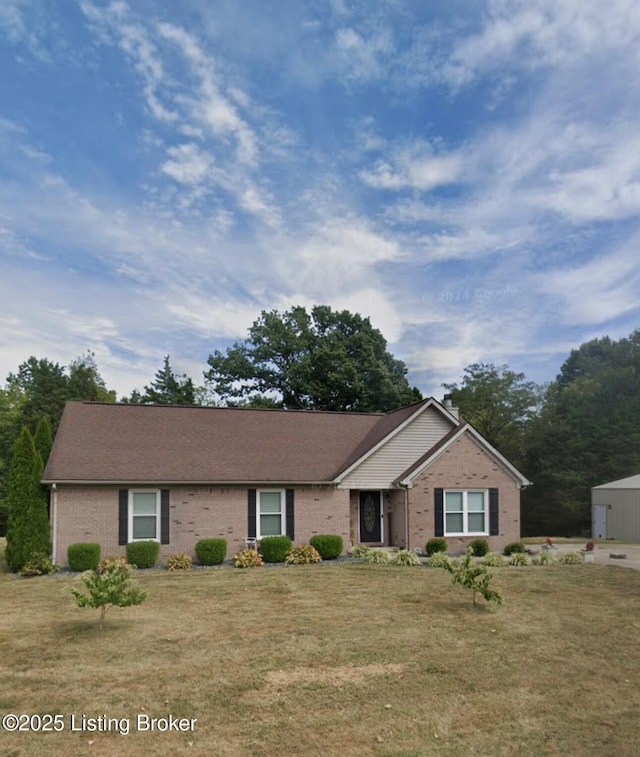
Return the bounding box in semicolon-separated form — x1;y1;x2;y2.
359;491;382;543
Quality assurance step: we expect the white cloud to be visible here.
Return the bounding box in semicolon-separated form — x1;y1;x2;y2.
443;0;640;88
161;143;215;185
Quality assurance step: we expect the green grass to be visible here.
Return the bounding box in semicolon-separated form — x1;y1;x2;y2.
1;563;639;756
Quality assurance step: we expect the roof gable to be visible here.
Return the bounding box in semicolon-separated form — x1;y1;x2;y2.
592;473;640;490
398;423;531;487
335;399;459;488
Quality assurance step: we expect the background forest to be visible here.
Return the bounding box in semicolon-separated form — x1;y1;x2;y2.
2;305;639;538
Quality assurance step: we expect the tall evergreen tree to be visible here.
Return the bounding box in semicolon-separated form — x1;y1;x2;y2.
5;427;51;572
33;416;53;469
134;356;197;405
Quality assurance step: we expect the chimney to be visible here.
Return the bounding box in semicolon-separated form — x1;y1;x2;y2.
442;393;459;419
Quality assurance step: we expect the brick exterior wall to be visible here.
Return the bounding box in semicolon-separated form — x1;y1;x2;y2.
407;433;521;553
53;484;350;566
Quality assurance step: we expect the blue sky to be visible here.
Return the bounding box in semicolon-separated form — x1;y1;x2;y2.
2;0;640;400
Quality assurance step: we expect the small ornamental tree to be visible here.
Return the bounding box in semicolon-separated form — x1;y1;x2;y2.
5;427;51;572
71;560;147;625
439;548;503;608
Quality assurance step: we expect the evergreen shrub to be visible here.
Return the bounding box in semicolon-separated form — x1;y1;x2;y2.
426;537;448;556
468;538;489;557
503;541;526;555
126;540;160;568
195;538;227;565
260;535;292;563
309;534;343;560
68;542;101;572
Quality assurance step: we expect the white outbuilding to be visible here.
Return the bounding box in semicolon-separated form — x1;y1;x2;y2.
592;474;640;541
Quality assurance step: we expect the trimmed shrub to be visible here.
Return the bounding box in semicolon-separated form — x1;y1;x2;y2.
166;553;192;571
503;541;526;556
392;549;420;567
233;549;264;568
309;534;343;560
286;545;322;565
426;537;448;556
68;543;101;572
509;552;530;566
126;540;160;569
195;538;227;566
260;535;292;563
468;538;490;557
20;552;59;577
483;552;507;567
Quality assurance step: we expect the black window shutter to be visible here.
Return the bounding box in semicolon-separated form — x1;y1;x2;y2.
248;489;257;538
434;488;444;537
118;489;128;545
285;489;295;540
489;488;499;535
160;489;170;544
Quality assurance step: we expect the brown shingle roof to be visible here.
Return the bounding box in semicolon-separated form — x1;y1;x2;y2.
43;400;433;484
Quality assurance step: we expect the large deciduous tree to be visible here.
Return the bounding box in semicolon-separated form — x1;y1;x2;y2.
5;426;51;573
443;363;541;470
523;331;640;536
206;305;421;412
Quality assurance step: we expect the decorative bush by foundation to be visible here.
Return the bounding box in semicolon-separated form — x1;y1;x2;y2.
260;535;292;563
503;541;526;555
392;549;420;566
166;553;192;571
558;551;584;565
362;549;391;564
126;540;160;569
233;549;264;568
20;552;59;577
428;551;452;569
195;538;227;566
532;550;556;566
468;538;489;557
350;544;373;559
68;542;101;572
483;552;507;567
98;556;128;574
286;545;322;565
309;534;343;560
426;538;448;556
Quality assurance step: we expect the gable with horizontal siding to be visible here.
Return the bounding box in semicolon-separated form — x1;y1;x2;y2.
338;405;456;489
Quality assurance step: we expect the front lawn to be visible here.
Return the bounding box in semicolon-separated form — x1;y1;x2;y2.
1;563;639;756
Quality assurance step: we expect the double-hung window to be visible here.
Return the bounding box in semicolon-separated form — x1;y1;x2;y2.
444;490;487;536
129;490;161;541
257;490;284;538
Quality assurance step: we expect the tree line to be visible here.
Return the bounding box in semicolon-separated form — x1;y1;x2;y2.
1;305;639;545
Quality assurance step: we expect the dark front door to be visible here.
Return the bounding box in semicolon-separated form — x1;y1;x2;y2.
359;491;382;543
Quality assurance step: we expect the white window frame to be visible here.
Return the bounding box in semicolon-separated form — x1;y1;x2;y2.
128;489;161;542
444;489;488;536
257;489;285;540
